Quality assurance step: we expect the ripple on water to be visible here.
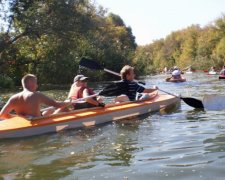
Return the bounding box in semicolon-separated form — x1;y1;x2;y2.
1;73;225;179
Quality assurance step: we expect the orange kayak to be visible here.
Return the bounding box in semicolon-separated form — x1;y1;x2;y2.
0;93;180;139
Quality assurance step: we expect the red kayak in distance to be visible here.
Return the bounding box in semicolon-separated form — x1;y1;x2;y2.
219;74;225;79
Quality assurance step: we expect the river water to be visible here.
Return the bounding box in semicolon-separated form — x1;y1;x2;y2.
0;73;225;180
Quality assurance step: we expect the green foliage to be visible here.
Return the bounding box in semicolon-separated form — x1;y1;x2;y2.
1;0;225;85
0;75;14;89
0;0;137;86
133;15;225;73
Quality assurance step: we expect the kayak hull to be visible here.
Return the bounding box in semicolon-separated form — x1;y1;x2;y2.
166;77;186;82
207;71;218;75
219;75;225;79
185;71;193;74
0;94;180;139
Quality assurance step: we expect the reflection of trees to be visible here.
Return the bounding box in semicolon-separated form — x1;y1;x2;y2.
101;115;150;166
203;133;225;154
185;110;206;121
108;121;141;166
0;128;104;179
0;110;175;178
160;102;181;114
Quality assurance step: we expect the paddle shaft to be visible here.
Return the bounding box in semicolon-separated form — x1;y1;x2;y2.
104;62;203;109
159;88;204;109
104;68;120;76
79;58;202;108
79;58;145;85
104;68;146;85
158;89;179;98
41;93;99;112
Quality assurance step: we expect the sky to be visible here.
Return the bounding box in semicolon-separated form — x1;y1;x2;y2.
94;0;225;45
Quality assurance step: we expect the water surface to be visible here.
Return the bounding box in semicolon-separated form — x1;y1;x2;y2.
1;73;225;180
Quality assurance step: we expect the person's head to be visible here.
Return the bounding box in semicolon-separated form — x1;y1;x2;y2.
21;74;38;91
73;74;89;87
172;69;181;76
120;65;135;81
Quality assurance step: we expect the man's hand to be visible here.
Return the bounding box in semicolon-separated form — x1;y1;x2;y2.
98;102;105;107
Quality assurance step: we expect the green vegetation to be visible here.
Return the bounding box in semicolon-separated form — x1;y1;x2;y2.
0;75;14;89
0;0;136;87
0;0;225;88
134;15;225;74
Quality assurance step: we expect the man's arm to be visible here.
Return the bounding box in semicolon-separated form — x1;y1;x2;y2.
38;92;70;108
83;88;99;106
143;87;158;93
0;98;15;119
136;83;158;94
67;85;74;99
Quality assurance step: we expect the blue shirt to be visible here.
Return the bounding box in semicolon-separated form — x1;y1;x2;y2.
122;80;145;101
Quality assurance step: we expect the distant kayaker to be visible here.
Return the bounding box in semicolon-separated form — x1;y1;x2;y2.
0;74;70;119
163;66;168;74
171;67;182;79
67;74;105;109
210;66;216;72
220;66;225;75
115;65;158;103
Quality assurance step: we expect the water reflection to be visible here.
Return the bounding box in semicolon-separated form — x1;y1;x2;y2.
1;73;225;179
0;119;142;179
185;109;207;121
204;133;225;154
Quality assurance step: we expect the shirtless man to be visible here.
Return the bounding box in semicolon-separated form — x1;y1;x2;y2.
0;74;70;119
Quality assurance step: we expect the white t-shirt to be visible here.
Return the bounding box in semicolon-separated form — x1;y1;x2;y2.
172;70;181;76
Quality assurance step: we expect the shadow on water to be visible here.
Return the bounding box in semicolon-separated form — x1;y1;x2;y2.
184;109;208;121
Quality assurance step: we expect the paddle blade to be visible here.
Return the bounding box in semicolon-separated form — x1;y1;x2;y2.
99;82;128;97
181;97;204;109
79;57;103;71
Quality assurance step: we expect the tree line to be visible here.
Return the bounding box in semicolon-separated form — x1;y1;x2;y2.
0;0;136;87
134;14;225;74
0;0;225;88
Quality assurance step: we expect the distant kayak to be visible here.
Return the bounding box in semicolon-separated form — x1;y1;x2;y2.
219;74;225;79
208;71;218;75
185;71;193;74
166;77;186;82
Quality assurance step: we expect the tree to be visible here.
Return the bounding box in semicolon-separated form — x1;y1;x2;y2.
0;0;138;84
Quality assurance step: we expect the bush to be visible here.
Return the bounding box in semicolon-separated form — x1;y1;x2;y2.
0;75;14;89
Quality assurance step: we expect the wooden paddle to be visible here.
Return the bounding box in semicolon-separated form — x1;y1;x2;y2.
79;57;204;109
111;81;204;109
79;57;146;85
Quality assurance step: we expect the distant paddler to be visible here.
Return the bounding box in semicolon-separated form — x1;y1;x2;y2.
166;66;186;82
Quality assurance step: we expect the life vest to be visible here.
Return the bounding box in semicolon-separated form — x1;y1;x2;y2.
70;86;94;100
